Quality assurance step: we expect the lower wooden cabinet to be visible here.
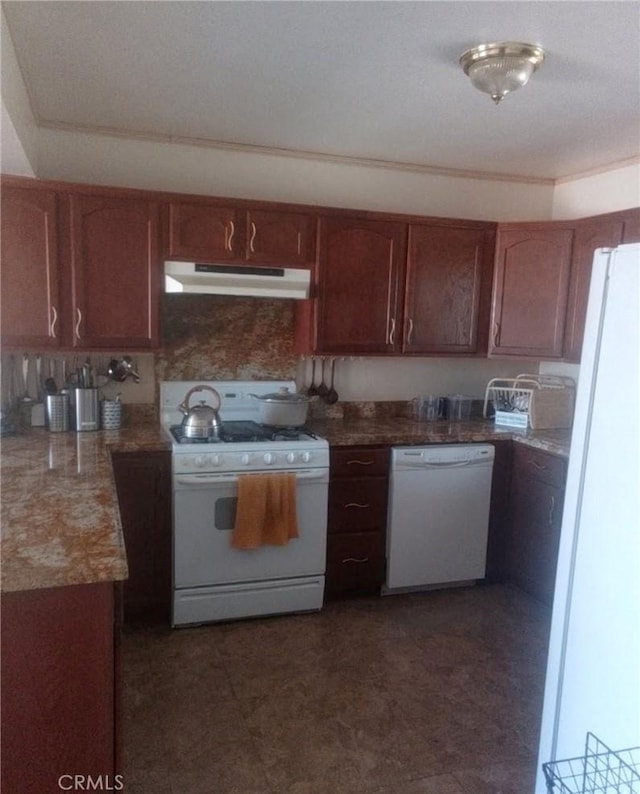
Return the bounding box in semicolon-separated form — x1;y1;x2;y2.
325;445;389;598
506;444;567;605
111;450;172;624
1;582;119;792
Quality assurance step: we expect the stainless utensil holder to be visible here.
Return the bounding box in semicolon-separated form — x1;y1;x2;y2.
74;388;99;431
46;394;70;433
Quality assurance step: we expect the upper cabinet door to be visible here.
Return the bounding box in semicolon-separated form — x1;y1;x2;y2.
69;195;159;349
1;187;61;349
490;227;574;358
404;224;494;354
563;218;624;362
246;209;317;267
166;202;243;262
316;217;406;354
621;207;640;243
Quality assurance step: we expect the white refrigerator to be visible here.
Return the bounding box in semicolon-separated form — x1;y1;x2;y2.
535;243;640;791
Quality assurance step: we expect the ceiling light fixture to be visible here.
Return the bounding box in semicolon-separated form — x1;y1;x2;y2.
459;41;545;105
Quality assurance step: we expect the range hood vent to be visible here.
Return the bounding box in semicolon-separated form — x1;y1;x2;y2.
164;261;310;299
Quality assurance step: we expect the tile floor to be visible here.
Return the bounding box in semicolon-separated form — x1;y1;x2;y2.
121;584;551;794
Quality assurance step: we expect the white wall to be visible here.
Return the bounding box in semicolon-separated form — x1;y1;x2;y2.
1;8;37;175
552;161;640;219
35;126;555;222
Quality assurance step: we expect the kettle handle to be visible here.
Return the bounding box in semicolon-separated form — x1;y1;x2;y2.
178;385;221;414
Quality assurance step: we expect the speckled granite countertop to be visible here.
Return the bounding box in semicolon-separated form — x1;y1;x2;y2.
1;417;569;595
1;426;169;594
307;416;571;459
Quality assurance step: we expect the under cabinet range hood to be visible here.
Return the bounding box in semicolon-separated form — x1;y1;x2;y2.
164;261;310;299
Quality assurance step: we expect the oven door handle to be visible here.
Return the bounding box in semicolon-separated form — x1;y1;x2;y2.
175;468;329;486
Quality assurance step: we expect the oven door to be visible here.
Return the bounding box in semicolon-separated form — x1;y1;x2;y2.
173;468;329;588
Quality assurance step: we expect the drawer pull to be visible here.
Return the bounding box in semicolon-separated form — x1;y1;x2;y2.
249;221;257;252
344;502;370;509
342;557;369;564
346;459;374;466
530;460;548;471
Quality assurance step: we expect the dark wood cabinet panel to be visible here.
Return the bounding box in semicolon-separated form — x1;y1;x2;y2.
490;226;573;358
564;218;624;362
326;445;389;598
1;583;116;792
69;195;160;349
621;208;640;243
484;441;513;583
316;217;406;354
506;445;567;604
166;202;243;261
404;224;494;354
326;532;386;597
1;187;61;349
246;209;317;266
111;451;171;624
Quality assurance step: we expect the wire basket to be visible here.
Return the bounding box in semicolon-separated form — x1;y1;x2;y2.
483;373;575;430
543;733;640;793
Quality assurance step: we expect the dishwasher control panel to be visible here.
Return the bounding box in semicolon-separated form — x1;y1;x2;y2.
392;444;495;467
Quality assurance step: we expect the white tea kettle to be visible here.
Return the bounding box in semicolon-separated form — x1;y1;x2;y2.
178;385;222;439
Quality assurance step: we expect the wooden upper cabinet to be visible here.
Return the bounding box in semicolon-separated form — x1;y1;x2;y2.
1;187;61;349
69;195;159;349
563;218;624;362
246;209;317;266
621;207;640;243
490;226;574;358
165;202;317;267
316;217;406;354
404;224;494;354
166;202;243;262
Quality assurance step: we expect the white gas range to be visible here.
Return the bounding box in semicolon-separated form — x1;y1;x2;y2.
160;380;329;627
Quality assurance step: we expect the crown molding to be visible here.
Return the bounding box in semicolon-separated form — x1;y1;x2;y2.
38;119;556;187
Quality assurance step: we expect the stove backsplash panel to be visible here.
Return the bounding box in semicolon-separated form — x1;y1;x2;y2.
156;295;298;382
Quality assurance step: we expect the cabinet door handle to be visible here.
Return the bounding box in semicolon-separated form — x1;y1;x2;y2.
530;460;548;471
406;317;414;345
225;220;235;252
548;495;556;526
388;317;396;345
342;557;369;564
74;308;82;340
344;502;370;509
50;305;58;338
493;322;501;347
346;459;374;466
297;231;302;255
249;221;257;253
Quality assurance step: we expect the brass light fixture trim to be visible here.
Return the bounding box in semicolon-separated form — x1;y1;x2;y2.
459;41;546;105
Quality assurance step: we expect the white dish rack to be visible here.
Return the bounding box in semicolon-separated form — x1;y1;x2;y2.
483;373;576;430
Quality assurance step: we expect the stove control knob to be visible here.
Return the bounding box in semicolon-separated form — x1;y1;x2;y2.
286;452;297;464
263;452;276;465
301;451;311;463
194;455;206;468
211;454;222;467
241;454;251;465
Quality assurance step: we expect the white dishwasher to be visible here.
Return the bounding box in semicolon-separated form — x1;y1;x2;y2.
385;444;495;592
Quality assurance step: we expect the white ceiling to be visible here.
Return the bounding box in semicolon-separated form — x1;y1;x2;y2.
3;1;640;181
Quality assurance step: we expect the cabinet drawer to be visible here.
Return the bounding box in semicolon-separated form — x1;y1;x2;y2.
330;446;389;477
326;532;386;597
513;444;567;488
328;478;388;534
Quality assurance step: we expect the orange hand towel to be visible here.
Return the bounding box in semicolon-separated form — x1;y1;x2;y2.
231;473;299;549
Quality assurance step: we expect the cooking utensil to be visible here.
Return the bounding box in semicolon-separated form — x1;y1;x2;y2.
249;387;315;427
306;358;318;397
325;358;339;404
316;358;328;400
122;356;140;383
178;385;222;439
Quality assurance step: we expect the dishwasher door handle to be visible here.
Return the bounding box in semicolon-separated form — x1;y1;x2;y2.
396;458;486;470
